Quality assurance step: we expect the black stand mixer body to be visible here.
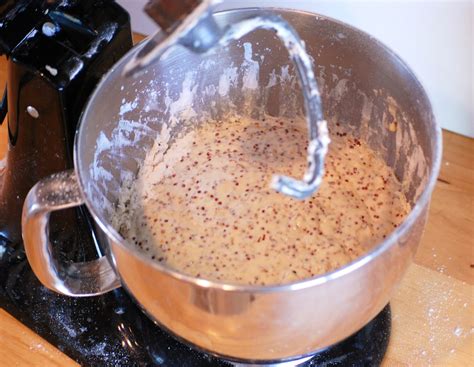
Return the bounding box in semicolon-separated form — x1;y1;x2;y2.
0;0;132;247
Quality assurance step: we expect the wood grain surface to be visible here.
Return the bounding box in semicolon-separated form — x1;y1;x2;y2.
0;34;472;366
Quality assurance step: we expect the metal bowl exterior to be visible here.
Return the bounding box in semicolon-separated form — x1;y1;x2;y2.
106;205;428;360
74;9;441;361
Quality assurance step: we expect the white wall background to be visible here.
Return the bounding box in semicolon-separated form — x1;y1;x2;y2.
117;0;473;137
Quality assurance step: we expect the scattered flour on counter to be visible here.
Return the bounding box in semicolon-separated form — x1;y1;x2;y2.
453;326;463;337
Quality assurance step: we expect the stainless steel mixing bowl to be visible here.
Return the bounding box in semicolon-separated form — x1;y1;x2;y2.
22;8;441;362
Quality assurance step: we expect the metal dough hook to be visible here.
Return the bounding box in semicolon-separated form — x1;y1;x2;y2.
123;0;330;200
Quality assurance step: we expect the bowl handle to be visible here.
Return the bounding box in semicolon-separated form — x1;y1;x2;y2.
21;170;120;297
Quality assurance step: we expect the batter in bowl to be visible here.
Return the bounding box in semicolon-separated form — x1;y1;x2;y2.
113;115;410;285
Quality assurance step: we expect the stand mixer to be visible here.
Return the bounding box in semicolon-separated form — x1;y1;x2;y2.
1;1;441;366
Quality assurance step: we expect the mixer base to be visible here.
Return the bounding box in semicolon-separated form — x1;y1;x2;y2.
230;356;313;366
223;307;390;366
0;233;391;367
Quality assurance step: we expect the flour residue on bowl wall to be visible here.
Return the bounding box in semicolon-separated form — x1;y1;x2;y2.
88;35;430;262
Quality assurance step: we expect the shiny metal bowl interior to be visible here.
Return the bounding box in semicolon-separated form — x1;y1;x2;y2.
74;8;441;362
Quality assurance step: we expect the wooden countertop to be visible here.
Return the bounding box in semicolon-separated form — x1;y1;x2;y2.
0;39;472;366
